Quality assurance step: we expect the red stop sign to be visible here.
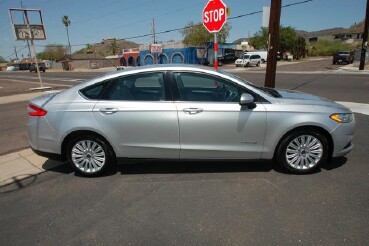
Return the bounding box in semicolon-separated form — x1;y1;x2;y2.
202;0;227;33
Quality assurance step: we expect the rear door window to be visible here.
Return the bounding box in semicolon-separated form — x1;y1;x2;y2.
103;72;166;101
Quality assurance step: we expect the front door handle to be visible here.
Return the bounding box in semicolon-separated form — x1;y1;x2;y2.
183;108;204;115
99;108;118;115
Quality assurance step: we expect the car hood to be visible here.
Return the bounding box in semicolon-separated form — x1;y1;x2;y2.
275;89;350;111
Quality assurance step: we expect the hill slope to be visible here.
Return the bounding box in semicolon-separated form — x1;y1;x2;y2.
75;39;139;56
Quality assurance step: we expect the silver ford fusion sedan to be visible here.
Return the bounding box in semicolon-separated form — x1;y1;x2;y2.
27;65;355;176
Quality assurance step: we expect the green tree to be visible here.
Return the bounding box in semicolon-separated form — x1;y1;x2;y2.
180;21;231;46
62;15;71;54
279;26;299;53
249;26;308;59
294;36;307;59
37;44;67;61
248;27;269;50
0;56;7;63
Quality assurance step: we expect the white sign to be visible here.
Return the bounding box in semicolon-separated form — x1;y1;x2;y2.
150;44;162;53
262;6;270;28
14;25;46;40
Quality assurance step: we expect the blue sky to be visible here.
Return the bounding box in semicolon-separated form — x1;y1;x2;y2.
0;0;366;60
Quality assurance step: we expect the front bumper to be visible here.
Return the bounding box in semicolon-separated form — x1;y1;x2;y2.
331;119;355;157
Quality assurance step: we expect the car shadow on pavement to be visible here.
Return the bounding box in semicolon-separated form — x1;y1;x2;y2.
272;156;348;175
40;156;347;178
115;160;274;175
321;157;347;171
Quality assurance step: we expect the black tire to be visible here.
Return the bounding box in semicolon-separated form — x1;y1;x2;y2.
245;62;250;67
256;61;260;67
276;130;328;174
66;135;115;176
261;59;265;63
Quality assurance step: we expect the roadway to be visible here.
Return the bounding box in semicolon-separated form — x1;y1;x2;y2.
0;59;368;244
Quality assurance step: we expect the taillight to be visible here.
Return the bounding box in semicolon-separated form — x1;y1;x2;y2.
28;104;47;117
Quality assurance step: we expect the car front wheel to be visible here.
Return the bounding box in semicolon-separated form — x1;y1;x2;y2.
277;130;328;174
67;135;114;176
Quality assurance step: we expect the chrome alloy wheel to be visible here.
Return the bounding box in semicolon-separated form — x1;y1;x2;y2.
285;135;323;170
71;140;106;173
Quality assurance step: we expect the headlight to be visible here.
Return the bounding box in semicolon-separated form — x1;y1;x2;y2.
330;113;354;123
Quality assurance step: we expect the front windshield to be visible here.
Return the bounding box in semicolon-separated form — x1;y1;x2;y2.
241;55;250;59
217;69;258;88
217;70;281;98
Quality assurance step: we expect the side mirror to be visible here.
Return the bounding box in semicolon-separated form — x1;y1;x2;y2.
239;93;256;109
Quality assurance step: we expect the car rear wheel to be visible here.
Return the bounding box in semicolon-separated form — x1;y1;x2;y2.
67;135;114;176
277;130;328;174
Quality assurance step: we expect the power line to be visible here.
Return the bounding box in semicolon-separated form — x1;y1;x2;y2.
4;45;28;59
32;0;314;48
80;2;204;39
73;0;155;25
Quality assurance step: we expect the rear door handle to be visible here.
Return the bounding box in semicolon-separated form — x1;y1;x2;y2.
99;108;118;115
183;108;204;115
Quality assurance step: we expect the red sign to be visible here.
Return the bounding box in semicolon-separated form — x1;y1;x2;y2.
202;0;227;33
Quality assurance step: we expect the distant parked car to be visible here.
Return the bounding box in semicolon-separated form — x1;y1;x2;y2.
235;54;261;67
333;52;354;65
6;66;16;71
245;51;268;63
218;53;237;64
29;63;46;73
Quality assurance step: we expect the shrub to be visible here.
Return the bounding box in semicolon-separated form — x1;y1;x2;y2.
309;40;351;56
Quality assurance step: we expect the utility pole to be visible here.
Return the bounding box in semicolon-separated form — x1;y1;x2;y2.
152;18;157;64
264;0;282;88
21;1;31;58
359;0;369;70
14;45;19;60
152;18;156;44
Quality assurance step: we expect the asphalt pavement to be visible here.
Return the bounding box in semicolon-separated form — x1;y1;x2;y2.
0;58;369;244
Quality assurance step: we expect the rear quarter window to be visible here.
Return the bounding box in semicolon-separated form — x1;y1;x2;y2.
80;83;108;100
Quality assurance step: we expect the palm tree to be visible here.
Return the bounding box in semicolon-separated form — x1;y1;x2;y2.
62;16;71;54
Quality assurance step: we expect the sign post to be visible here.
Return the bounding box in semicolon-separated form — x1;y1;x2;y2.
150;43;162;64
202;0;227;69
9;8;50;91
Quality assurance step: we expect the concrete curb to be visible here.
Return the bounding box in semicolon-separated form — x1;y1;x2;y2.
338;66;369;74
0;148;63;187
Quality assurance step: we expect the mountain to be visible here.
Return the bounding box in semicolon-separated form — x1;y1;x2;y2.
75;39;139;56
296;21;365;39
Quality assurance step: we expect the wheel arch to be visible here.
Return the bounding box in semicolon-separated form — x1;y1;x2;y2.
273;125;334;161
61;130;116;160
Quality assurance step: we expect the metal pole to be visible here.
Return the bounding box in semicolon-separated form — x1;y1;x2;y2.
152;18;157;64
14;45;19;60
214;32;218;69
359;0;369;70
264;0;282;88
20;1;32;58
24;10;43;88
